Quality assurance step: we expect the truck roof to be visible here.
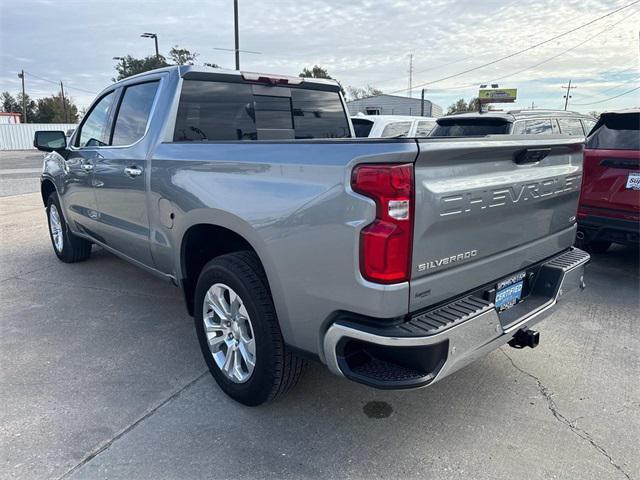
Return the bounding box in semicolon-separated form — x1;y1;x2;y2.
112;65;341;90
442;109;596;122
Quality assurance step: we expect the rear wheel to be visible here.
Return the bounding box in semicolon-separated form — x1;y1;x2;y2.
194;251;306;406
46;192;92;263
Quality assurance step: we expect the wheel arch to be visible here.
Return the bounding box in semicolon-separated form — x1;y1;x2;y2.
41;178;57;206
178;222;283;321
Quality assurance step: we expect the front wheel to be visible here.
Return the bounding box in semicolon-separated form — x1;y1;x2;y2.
46;192;92;263
194;251;306;406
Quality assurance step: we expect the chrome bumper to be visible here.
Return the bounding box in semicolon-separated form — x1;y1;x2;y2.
323;248;590;389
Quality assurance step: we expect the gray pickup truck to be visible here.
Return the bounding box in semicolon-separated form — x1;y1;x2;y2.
35;66;589;406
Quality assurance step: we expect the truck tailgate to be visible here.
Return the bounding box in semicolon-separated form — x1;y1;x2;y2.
410;136;584;312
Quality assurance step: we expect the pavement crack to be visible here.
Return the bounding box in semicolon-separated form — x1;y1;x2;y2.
57;370;209;480
500;349;632;480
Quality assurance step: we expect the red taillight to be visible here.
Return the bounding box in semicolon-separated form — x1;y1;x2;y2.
351;163;414;284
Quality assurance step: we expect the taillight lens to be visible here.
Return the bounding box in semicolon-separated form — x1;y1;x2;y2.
351;163;414;284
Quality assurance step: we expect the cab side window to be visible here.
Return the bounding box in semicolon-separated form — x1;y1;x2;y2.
582;118;596;135
381;121;412;137
111;81;160;146
77;92;115;148
558;118;584;136
522;119;553;135
415;120;436;136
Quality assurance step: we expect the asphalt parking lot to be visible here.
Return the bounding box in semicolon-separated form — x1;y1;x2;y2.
0;151;43;198
1;189;639;479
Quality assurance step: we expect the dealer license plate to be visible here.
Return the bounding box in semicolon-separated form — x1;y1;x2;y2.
626;172;640;191
495;272;526;311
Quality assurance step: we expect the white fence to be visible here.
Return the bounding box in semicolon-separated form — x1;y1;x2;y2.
0;124;78;151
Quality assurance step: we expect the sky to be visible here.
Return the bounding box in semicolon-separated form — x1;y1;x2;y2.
0;0;638;114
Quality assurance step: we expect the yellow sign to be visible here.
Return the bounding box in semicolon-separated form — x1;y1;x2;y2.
478;88;517;103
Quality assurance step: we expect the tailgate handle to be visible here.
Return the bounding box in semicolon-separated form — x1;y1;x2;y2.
514;148;551;164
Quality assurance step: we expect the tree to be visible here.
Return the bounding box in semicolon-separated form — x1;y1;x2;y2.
169;46;198;65
114;55;169;81
32;93;79;123
113;46;220;81
18;93;38;122
299;65;332;79
1;91;19;113
346;85;383;101
447;98;468;115
447;97;480;114
1;91;36;122
588;110;600;119
299;65;345;96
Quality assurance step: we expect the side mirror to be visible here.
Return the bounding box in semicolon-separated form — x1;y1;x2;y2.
34;131;67;152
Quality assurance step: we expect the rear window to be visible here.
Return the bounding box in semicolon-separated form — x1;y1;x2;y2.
352;118;374;138
174;80;350;141
291;89;350;139
430;118;511;136
586;112;640;150
381;121;412;137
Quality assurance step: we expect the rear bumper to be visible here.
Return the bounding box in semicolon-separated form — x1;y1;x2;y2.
323;248;590;389
578;213;639;246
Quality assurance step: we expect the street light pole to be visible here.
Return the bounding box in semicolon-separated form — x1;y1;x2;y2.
234;0;240;70
141;33;160;59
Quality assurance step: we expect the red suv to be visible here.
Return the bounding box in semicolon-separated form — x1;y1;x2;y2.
577;109;640;253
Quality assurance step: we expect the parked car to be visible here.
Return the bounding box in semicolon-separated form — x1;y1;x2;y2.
576;109;640;253
35;66;589;406
351;114;437;138
430;109;596;137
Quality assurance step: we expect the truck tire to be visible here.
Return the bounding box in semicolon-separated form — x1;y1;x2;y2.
46;192;92;263
194;251;306;406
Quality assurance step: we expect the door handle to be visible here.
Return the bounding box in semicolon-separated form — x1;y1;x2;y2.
124;166;143;178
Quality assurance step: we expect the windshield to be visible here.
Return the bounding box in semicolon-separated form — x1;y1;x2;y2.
430;118;511;137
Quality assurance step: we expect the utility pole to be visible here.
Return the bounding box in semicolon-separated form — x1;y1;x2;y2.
407;53;414;98
420;88;425;116
562;80;576;110
60;81;68;123
234;0;240;70
18;70;26;123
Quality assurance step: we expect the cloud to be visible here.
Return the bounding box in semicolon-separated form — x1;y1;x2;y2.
0;0;637;112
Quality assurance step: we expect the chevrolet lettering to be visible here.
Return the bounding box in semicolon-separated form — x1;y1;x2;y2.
440;174;581;217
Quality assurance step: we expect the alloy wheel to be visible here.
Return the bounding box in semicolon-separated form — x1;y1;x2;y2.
202;283;256;383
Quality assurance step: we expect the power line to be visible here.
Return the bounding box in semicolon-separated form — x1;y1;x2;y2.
386;0;640;95
572;85;640;105
23;70;98;95
414;12;633;94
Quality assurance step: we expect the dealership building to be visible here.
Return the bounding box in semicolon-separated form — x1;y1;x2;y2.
347;94;443;118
